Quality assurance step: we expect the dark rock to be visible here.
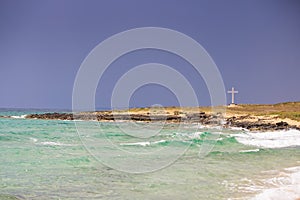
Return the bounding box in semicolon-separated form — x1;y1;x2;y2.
0;115;11;118
21;111;300;131
276;121;289;127
26;113;74;120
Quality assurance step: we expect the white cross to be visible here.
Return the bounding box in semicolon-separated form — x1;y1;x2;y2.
227;87;238;104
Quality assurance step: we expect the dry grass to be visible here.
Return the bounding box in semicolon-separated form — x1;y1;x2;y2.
99;102;300;121
226;102;300;121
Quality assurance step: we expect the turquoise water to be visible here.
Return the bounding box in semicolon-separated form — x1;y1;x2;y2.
1;109;300;199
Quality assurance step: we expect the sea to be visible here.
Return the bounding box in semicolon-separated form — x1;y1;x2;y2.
1;108;300;200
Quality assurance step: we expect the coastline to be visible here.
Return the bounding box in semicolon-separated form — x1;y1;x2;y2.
1;103;300;199
2;102;299;132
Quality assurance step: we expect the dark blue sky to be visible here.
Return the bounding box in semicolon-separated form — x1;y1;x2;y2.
0;0;299;109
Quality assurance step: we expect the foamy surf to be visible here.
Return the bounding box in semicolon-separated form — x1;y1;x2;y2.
40;141;74;146
230;126;249;131
120;140;167;147
239;149;260;153
231;129;300;148
251;166;300;200
30;137;38;142
10;115;27;119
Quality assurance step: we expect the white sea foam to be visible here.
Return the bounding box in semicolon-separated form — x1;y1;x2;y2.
10;115;27;119
196;124;206;129
193;131;203;137
231;129;300;148
171;131;216;140
251;166;300;200
120;140;167;147
223;166;300;199
239;149;260;153
30;137;38;142
230;126;249;131
40;141;74;146
152;139;167;144
120;141;151;146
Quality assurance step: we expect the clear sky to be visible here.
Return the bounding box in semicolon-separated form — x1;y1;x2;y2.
0;0;299;109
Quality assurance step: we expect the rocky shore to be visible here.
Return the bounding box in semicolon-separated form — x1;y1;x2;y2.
2;102;299;132
22;110;300;131
226;115;299;131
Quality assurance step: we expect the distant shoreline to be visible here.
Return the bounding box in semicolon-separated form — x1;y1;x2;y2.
1;102;299;132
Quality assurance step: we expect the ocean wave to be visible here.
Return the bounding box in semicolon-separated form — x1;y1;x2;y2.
40;141;74;146
30;137;38;142
231;129;300;148
239;149;260;153
175;131;222;139
251;166;300;200
174;131;206;139
222;166;300;199
119;133;228;147
229;126;249;131
120;140;167;147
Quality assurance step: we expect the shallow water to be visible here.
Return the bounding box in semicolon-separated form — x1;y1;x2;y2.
1;109;300;199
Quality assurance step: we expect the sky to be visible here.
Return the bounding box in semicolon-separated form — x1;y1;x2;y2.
0;0;299;109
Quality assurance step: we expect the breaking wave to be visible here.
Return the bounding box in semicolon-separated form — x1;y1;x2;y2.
251;166;300;200
231;129;300;148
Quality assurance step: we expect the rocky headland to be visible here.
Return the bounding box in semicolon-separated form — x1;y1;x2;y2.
2;102;299;131
19;102;300;131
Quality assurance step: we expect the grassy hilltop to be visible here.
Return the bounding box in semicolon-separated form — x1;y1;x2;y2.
225;102;300;121
126;102;300;121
